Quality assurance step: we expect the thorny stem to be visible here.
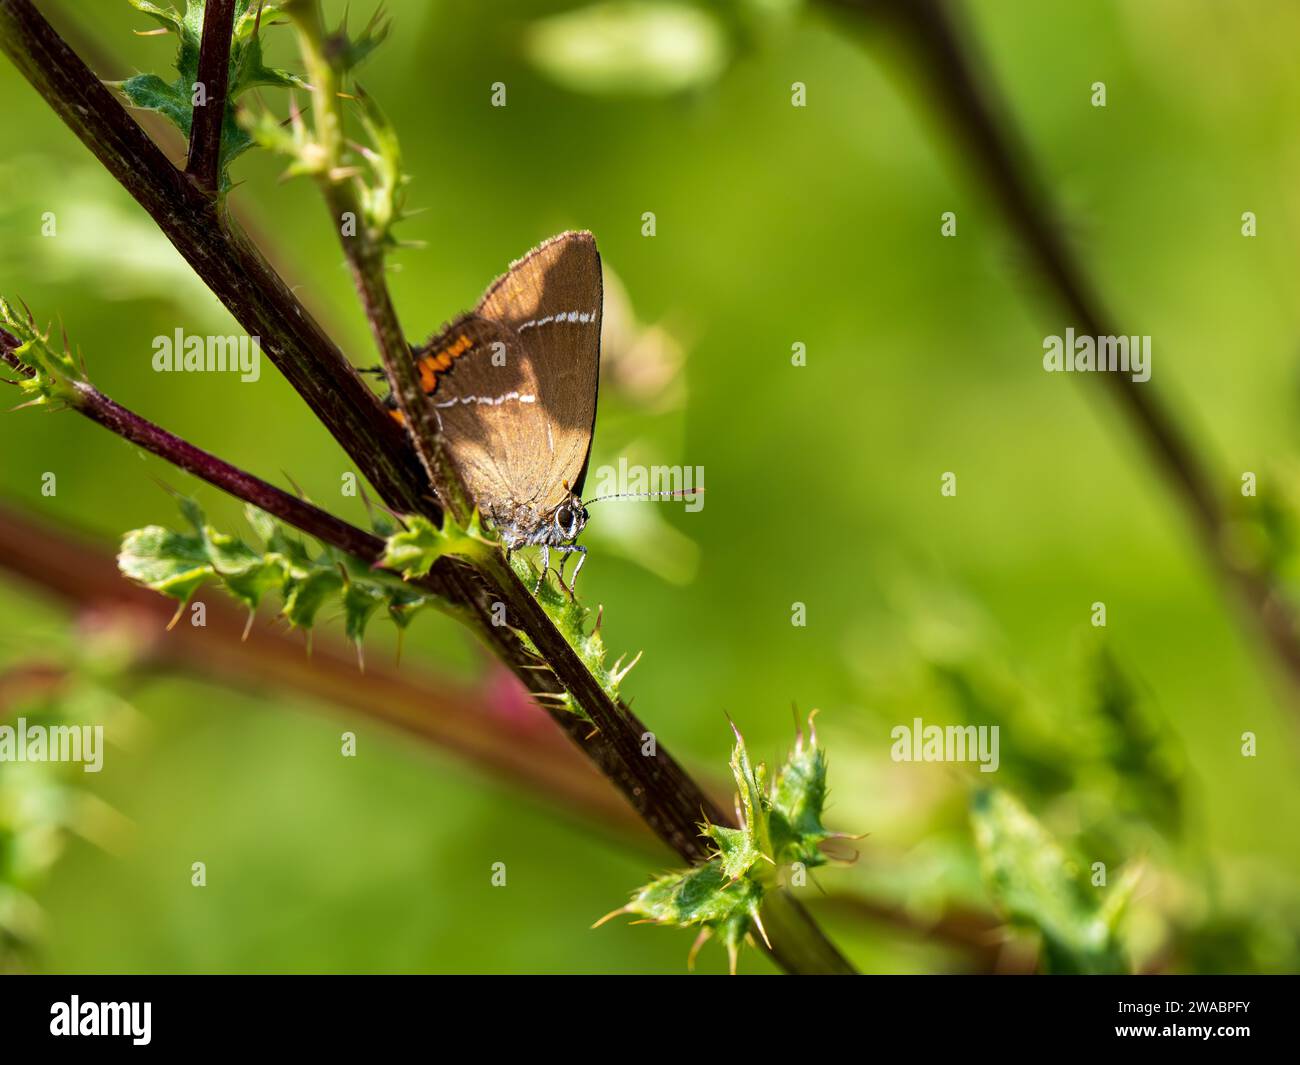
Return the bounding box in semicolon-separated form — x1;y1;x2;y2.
825;0;1300;712
17;347;398;567
282;0;473;521
184;0;234;193
0;0;856;972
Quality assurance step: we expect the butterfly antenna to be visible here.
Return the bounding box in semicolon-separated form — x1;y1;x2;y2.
582;487;704;506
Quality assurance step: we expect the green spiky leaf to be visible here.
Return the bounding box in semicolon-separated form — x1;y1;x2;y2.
118;498;444;650
118;524;215;602
702;823;762;882
0;296;82;409
245;6;411;246
768;721;832;868
353;85;410;246
603;713;854;972
117;0;305;191
331;6;391;74
619;862;765;971
728;722;773;860
379;511;494;578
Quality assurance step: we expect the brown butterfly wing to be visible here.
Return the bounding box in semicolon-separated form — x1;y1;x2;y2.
475;230;603;503
413;313;547;516
414;232;602;521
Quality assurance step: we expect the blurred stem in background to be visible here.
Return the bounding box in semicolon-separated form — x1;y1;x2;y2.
822;0;1300;720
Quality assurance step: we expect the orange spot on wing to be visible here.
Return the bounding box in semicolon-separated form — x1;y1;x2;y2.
418;332;475;394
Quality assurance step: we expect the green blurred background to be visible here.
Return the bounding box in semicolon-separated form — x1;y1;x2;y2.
1;0;1299;973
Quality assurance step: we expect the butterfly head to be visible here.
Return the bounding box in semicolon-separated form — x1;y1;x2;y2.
549;491;589;544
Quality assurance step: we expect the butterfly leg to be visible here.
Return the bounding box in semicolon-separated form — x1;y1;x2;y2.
533;545;549;596
555;548;573;597
555;545;587;598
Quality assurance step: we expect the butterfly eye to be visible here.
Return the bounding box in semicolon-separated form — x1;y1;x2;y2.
555;505;574;535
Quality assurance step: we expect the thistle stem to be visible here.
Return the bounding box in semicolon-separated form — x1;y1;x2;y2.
825;0;1300;710
282;0;470;521
185;0;235;193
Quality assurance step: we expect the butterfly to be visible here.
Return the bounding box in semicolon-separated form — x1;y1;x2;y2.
386;231;603;589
